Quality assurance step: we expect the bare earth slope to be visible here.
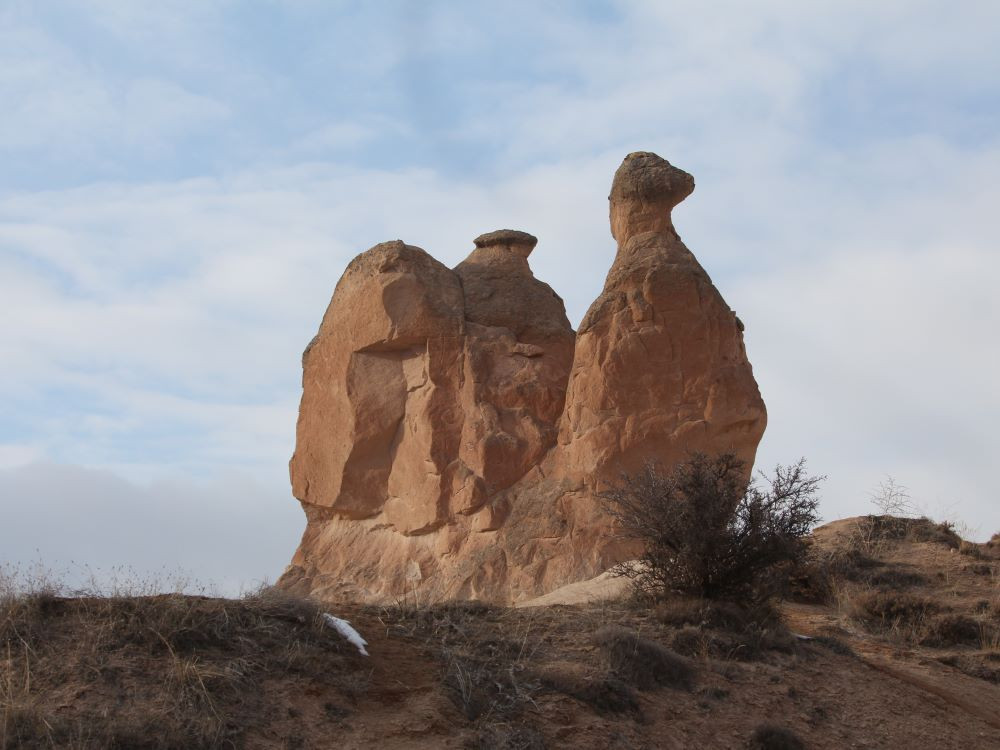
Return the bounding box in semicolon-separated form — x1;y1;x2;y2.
4;518;999;749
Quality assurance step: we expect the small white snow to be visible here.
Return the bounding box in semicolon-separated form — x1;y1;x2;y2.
323;613;369;656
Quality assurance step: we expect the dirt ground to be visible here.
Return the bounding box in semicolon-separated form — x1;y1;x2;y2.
3;517;999;749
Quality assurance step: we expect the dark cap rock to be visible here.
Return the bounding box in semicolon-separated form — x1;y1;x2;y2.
610;152;694;208
473;229;538;250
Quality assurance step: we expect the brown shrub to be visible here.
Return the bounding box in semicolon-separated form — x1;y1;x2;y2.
853;591;939;637
864;567;927;589
655;597;758;631
959;541;984;559
670;626;709;658
595;627;694;691
655;597;796;661
919;614;982;648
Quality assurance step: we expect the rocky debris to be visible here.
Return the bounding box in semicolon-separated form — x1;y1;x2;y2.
280;152;767;603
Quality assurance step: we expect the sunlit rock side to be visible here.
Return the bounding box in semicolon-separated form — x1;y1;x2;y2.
280;152;766;603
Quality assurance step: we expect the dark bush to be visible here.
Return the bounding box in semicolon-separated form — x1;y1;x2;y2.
747;724;806;749
670;625;708;657
853;591;942;642
654;597;760;631
864;567;927;589
595;626;694;691
854;591;939;625
919;614;982;648
602;453;822;603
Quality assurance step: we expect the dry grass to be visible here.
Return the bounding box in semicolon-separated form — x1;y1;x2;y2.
0;572;367;750
846;515;961;561
377;601;545;732
374;592;807;739
652;597;797;661
847;589;1000;649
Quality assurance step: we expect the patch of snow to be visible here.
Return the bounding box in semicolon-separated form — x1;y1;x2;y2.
322;613;369;656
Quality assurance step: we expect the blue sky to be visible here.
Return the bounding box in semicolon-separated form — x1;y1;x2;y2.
2;1;999;592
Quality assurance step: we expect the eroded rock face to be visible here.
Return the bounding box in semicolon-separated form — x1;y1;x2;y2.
559;152;765;481
280;153;767;603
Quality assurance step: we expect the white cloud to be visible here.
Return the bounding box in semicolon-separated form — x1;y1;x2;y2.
2;1;999;586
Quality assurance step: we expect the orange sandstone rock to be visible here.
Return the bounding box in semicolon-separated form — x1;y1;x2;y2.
280;153;766;603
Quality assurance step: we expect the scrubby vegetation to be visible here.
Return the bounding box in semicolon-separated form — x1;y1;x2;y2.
601;453;823;604
3;514;1000;748
791;512;1000;693
1;571;365;749
594;626;694;691
375;591;815;745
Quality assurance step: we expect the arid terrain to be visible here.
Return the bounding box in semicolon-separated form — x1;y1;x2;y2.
3;515;998;749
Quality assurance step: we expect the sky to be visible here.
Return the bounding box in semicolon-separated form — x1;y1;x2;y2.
2;0;998;594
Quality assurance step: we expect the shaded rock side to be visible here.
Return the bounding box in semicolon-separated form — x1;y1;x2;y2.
281;152;766;603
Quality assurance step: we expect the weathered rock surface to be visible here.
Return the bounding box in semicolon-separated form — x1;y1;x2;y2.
280;152;767;603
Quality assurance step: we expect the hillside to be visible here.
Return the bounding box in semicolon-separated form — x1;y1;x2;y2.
3;516;999;749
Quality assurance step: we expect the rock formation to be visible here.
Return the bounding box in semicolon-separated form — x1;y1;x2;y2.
280;152;767;603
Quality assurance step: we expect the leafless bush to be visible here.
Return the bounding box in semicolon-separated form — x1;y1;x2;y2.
869;476;916;517
601;453;822;604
